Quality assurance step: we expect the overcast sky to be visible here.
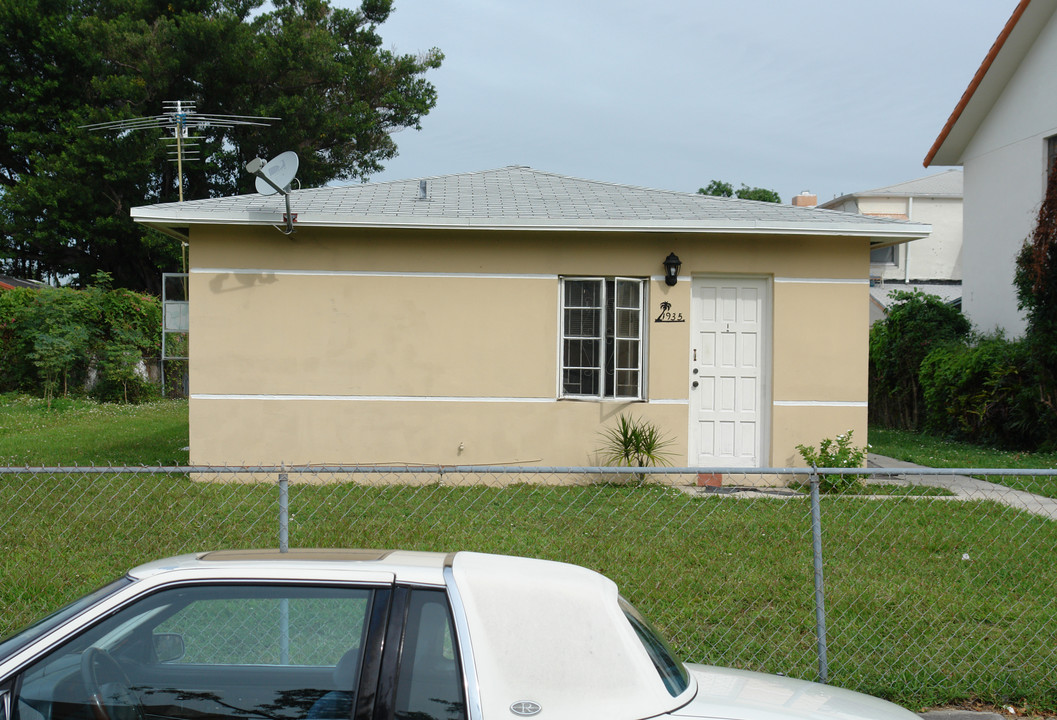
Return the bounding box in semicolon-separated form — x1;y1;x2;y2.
349;1;1020;204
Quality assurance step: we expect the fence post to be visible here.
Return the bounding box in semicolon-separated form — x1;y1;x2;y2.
810;464;829;684
279;466;289;553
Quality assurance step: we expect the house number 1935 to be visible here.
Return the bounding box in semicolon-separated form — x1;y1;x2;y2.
655;301;685;323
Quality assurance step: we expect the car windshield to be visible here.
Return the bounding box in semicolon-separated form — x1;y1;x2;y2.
0;576;132;659
619;597;690;697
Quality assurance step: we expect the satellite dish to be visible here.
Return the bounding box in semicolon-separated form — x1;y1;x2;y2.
251;151;299;195
245;151;300;235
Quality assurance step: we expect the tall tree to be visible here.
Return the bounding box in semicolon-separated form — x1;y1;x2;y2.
0;0;443;292
698;179;733;197
698;180;781;203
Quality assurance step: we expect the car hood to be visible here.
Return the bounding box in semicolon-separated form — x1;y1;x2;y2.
671;665;919;720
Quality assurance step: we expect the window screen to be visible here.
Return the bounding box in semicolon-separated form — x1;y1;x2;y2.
560;277;644;399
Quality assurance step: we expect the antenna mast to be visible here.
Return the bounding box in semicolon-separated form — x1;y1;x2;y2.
82;100;279;201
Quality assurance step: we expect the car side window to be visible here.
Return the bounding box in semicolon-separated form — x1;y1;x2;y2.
14;584;375;720
151;592;369;666
393;591;465;720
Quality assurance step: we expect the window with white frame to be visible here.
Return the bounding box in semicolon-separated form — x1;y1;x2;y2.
560;277;645;399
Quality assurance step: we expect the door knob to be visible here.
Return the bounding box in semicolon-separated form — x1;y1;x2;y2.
692;381;699;388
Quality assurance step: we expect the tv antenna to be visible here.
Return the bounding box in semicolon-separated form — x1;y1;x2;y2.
245;151;300;235
81;100;279;202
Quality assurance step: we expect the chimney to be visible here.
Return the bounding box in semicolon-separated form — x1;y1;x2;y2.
792;191;817;208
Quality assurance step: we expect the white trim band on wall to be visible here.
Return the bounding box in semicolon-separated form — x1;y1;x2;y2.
192;394;691;404
773;401;868;407
193;394;555;402
773;277;869;285
192;268;558;280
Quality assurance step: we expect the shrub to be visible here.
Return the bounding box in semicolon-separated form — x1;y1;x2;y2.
795;430;867;493
0;274;161;403
920;334;1046;450
0;288;41;390
869;290;971;430
1014;170;1057;447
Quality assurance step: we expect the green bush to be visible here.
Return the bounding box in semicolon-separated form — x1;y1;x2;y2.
869;290;971;430
0;274;161;403
795;430;867;493
920;335;1046;450
0;288;40;390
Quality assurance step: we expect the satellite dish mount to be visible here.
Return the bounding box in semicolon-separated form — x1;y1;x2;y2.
245;151;300;235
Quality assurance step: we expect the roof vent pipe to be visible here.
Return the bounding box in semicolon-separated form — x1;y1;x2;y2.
418;180;427;200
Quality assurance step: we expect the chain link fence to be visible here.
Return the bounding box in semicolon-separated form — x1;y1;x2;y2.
1;464;1055;710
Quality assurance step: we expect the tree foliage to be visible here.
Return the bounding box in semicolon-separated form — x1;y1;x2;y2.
0;0;443;292
869;290;971;430
698;180;734;197
1013;156;1057;441
697;180;781;203
0;273;162;403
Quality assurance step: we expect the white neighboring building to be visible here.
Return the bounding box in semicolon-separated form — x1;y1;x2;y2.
925;0;1057;337
819;170;963;324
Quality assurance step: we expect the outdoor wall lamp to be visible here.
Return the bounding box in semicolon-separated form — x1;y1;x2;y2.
663;252;682;286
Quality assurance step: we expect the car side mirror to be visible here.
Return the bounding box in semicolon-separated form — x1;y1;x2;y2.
153;633;186;663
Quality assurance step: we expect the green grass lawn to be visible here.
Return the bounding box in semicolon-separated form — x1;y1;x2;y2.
0;472;1053;711
1;396;1055;711
868;426;1057;498
0;393;189;465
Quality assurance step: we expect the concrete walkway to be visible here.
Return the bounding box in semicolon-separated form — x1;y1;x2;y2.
867;454;1057;521
919;711;1014;720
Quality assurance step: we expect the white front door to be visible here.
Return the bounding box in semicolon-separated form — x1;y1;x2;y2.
689;276;769;467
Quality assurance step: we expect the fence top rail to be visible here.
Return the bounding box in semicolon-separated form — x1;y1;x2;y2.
2;465;1057;476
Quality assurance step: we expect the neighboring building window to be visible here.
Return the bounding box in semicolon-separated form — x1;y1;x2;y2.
1048;135;1057;185
870;245;897;266
560;277;644;399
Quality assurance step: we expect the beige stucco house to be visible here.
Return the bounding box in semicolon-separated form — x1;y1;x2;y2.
133;166;928;469
818;170;963;324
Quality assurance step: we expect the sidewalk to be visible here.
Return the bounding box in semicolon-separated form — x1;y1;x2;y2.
919;712;1012;720
867;454;1057;521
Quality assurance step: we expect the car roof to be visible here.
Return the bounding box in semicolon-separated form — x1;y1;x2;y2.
451;552;691;720
127;549;452;586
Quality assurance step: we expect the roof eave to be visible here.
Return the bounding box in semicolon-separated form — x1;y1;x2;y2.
132;210;929;241
924;0;1054;167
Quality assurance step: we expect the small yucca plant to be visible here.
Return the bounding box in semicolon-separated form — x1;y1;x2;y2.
599;414;675;468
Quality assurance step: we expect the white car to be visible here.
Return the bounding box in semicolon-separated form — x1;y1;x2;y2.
0;550;918;720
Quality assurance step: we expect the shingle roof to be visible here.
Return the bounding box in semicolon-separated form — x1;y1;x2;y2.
133;166;929;240
0;275;47;290
819;170;963;210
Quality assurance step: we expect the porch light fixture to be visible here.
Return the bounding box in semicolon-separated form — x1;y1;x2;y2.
663;252;682;286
